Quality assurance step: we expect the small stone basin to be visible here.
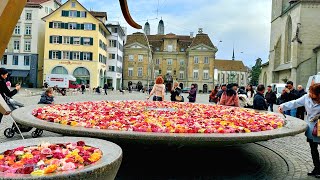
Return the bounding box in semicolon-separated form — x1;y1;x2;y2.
0;137;122;180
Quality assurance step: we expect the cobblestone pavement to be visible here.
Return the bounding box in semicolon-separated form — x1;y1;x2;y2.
0;89;317;179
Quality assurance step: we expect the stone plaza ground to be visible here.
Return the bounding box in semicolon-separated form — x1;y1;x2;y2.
0;89;317;179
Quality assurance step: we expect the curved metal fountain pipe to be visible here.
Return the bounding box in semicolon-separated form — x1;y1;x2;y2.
119;0;142;29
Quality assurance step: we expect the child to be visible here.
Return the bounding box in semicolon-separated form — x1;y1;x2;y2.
38;88;54;104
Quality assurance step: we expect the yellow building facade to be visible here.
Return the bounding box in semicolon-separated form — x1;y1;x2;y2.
42;0;110;88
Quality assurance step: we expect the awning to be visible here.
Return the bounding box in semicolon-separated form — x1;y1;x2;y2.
10;71;29;77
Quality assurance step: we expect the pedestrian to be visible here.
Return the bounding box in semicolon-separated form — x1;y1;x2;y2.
38;88;54;104
278;83;320;177
0;68;21;123
103;83;108;95
43;80;48;88
280;81;299;116
265;85;277;112
170;82;183;102
296;85;307;120
209;86;219;103
246;84;255;105
216;84;227;103
81;83;86;94
233;83;246;95
6;81;11;90
95;86;101;94
219;84;240;107
188;84;197;103
147;76;165;101
253;84;268;110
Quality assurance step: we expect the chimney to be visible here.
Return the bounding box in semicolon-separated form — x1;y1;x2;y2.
190;32;194;38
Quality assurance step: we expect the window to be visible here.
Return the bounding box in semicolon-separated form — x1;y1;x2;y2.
108;66;115;72
45;7;48;13
73;37;80;45
14;40;20;50
180;48;185;52
71;2;76;7
128;68;133;77
241;74;244;80
194;56;199;64
83;52;91;61
24;56;30;66
129;55;134;61
167;70;172;75
156;47;160;51
12;56;18;65
53;22;61;29
155;59;160;65
84;23;92;30
138;67;143;77
179;71;184;79
193;70;199;79
52;51;59;59
25;25;31;35
203;70;209;79
138;55;143;62
14;25;20;35
167;45;173;52
167;59;172;65
109;40;117;47
1;55;7;65
154;70;160;77
83;37;91;45
63;51;69;60
68;23;77;29
113;28;118;33
63;36;70;44
25;11;32;20
73;52;80;60
204;57;209;64
80;11;86;17
180;59;184;65
52;36;59;44
109;54;116;59
24;41;31;51
69;10;77;17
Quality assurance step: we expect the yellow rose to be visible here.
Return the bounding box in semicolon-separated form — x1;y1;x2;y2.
88;152;102;162
0;155;4;160
31;170;44;176
44;164;58;174
70;121;78;126
22;153;33;159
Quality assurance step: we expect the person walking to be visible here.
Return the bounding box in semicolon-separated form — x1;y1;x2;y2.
296;85;307;120
219;84;240;107
81;83;86;94
0;68;21;123
147;76;165;101
278;83;320;177
188;84;197;103
253;84;268;110
265;85;277;112
103;83;108;95
280;81;299;116
209;86;219;104
170;82;183;102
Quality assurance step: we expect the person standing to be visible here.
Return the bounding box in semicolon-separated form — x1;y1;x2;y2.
0;68;21;123
278;83;320;177
188;84;197;103
103;83;108;95
219;84;240;107
296;85;307;120
253;84;267;110
147;76;165;101
280;81;299;116
265;85;277;112
170;82;183;102
81;83;86;94
209;86;219;103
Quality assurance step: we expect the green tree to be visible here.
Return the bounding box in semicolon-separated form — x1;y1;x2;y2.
250;58;262;86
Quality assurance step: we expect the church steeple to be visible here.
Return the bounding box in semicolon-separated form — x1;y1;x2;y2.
232;47;235;60
158;18;164;35
144;21;150;35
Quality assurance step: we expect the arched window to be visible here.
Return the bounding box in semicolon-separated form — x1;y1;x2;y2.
51;66;68;74
73;67;90;85
285;16;292;63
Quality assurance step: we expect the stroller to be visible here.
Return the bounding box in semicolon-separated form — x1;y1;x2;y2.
4;98;43;138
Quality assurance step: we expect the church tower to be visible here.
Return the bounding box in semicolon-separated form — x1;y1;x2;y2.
144;21;150;35
157;19;164;35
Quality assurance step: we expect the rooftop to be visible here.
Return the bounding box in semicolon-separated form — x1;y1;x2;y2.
215;59;247;72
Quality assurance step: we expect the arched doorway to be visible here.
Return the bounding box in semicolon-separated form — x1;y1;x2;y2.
203;84;208;93
263;72;267;86
73;67;90;86
99;69;104;87
51;66;68;74
179;83;183;89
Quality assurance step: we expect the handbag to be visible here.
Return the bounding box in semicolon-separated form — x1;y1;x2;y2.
175;95;183;102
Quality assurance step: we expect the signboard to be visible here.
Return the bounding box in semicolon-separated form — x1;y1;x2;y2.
50;78;64;82
59;61;82;65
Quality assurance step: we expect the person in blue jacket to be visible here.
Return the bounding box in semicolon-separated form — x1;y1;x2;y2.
38;88;54;104
279;83;320;177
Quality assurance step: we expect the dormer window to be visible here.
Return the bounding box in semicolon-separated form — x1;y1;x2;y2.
71;2;76;7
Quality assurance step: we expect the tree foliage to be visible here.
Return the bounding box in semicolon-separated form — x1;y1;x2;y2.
250;58;262;86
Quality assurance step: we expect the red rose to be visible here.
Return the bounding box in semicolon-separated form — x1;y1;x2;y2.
16;166;34;174
53;152;65;159
3;150;13;156
76;141;86;146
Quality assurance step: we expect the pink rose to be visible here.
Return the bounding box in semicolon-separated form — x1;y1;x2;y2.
5;167;18;173
61;162;76;171
41;148;52;155
53;152;65;159
14;146;24;152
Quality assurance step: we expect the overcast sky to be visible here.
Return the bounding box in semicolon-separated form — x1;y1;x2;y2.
71;0;272;67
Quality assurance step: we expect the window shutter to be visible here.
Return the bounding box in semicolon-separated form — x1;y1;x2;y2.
81;24;84;30
58;51;62;59
92;24;96;30
49;36;53;43
77;11;80;17
90;38;93;45
59;36;62;44
70;37;74;44
80;52;83;60
49;51;52;59
80;37;84;45
76;24;81;29
65;23;68;29
61;23;65;29
70;52;73;60
49;22;53;28
61;11;65;16
84;12;87;17
90;53;93;60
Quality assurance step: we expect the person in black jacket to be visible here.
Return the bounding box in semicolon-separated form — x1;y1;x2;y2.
296;85;307;120
103;83;108;95
38;88;54;104
281;81;299;116
170;82;183;102
265;85;277;112
253;84;267;110
0;68;20;123
81;83;86;94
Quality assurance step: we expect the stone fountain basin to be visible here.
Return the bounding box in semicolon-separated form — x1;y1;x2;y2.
11;105;308;146
0;137;122;180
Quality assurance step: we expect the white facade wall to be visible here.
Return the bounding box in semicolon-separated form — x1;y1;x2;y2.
216;70;248;86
